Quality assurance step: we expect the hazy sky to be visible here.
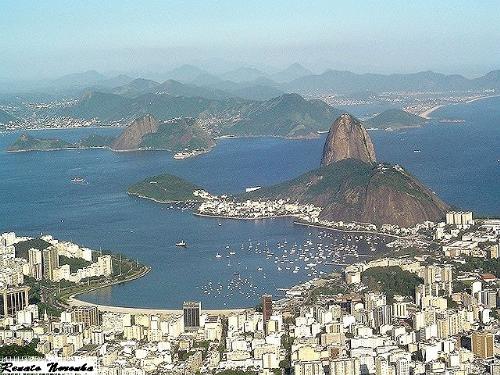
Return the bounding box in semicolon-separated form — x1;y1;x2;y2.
1;0;499;80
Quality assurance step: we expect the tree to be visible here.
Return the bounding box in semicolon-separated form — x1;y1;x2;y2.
0;340;43;358
362;266;423;302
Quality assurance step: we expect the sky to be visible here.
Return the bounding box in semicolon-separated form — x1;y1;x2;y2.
1;0;499;80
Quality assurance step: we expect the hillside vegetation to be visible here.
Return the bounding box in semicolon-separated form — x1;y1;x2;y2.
364;109;427;130
128;174;204;203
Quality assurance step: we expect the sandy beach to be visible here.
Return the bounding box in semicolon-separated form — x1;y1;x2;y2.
420;105;444;119
67;295;245;316
420;94;500;119
465;94;500;104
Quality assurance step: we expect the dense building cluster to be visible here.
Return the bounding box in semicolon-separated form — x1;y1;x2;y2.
197;194;322;222
0;233;112;286
196;192;439;241
1;211;500;374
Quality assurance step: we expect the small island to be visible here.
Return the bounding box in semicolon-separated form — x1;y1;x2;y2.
363;109;427;130
127;173;206;203
7;133;116;152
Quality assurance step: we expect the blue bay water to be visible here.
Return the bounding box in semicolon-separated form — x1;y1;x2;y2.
0;99;498;308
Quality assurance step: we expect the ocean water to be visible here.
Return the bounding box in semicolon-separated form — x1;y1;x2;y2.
0;98;498;308
369;97;500;216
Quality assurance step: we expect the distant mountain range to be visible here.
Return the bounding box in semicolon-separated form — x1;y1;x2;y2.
220;67;268;83
285;70;500;94
228;94;342;137
60;90;342;138
2;65;499;97
50;70;107;88
271;63;313;83
107;77;283;101
8;91;338;153
110;78;160;97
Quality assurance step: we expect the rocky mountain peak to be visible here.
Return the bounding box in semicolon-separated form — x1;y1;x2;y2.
111;114;159;151
320;113;376;166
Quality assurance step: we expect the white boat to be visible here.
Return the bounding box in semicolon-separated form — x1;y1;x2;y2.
175;240;187;247
71;176;87;184
215;253;222;258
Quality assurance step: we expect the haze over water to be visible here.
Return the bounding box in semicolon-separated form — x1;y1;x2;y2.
0;99;498;308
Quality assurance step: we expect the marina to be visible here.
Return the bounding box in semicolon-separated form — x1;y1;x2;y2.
197;230;387;306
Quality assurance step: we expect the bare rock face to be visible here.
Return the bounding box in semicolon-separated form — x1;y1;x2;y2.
320;113;376;166
111;114;158;151
315;162;450;227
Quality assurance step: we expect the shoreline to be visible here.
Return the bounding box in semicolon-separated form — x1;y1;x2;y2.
7;145;109;153
420;105;444;119
127;192;202;205
293;221;406;239
465;94;500;104
46;210;414;314
144;201;411;237
194;213;408;240
193;212;295;221
59;264;151;308
3;131;325;158
420;94;500;119
67;217;402;315
67;261;248;316
214;133;321;141
2;125;125;133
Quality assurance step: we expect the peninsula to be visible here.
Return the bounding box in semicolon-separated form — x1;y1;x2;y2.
129;113;449;229
245;114;448;227
2;232;148;316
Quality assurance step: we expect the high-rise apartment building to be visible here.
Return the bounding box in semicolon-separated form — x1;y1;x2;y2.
0;286;30;318
183;301;201;331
